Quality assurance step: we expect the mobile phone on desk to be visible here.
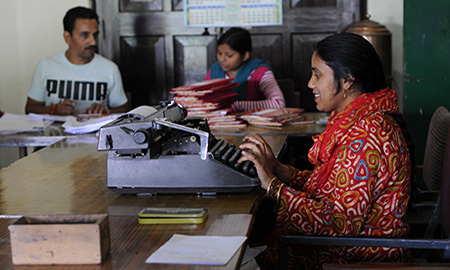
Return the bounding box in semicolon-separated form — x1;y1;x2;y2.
138;207;207;224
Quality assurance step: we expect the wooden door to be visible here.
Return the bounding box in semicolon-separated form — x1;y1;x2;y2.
95;0;365;111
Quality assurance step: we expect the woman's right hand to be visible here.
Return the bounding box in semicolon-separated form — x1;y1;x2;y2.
238;134;282;189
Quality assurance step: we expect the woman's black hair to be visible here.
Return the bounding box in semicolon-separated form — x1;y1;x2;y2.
313;32;388;94
217;28;252;55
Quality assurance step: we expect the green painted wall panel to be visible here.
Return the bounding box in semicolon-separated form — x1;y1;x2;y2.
403;0;450;164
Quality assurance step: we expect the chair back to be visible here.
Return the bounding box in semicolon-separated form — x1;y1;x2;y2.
423;106;450;190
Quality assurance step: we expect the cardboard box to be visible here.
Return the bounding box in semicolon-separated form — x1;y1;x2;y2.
8;214;110;265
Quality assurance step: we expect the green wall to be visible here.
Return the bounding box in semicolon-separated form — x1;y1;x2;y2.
403;0;450;164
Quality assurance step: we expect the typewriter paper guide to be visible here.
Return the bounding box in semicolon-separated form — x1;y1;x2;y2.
97;102;259;194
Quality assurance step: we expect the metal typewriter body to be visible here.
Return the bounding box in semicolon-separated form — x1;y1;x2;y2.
97;102;259;194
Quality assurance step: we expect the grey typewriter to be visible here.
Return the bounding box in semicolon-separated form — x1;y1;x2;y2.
97;101;259;194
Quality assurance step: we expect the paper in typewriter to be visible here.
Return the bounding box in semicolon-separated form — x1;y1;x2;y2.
125;105;158;118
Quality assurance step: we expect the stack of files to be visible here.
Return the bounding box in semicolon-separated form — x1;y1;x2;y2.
171;78;247;129
207;115;247;129
239;108;314;128
171;78;238;112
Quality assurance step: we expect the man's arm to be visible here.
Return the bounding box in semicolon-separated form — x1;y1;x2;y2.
25;97;51;114
25;97;75;115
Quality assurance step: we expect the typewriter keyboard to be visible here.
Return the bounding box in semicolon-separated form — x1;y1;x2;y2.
209;139;257;177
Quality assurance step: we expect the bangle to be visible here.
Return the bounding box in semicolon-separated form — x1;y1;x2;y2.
277;183;285;201
266;176;277;196
48;104;57;115
267;177;285;200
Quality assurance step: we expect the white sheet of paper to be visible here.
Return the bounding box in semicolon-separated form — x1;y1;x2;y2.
126;105;158;118
28;113;69;122
62;114;119;134
146;234;247;265
0;113;45;134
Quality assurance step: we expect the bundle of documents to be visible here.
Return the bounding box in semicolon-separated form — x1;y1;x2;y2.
171;78;247;129
239;107;313;127
62;114;119;134
29;113;120;134
207;115;247;129
171;78;239;111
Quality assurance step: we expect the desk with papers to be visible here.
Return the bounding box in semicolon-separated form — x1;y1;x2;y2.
0;134;287;269
0;112;328;153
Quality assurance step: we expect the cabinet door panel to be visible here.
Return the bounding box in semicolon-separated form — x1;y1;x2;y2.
121;36;167;106
174;36;217;86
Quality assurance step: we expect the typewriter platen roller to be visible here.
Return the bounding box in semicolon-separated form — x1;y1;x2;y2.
97;102;260;194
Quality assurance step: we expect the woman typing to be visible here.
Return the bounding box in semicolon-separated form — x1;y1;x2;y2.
239;32;412;269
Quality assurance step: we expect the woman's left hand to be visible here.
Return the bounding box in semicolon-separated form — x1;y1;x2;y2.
238;134;280;189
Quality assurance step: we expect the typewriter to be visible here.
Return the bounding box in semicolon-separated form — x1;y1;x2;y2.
97;101;259;194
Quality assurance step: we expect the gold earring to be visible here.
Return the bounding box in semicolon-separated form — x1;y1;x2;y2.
343;91;347;98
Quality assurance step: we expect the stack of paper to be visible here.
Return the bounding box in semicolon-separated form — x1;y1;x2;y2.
171;78;238;112
171;78;247;129
0;113;46;134
239;108;313;127
62;114;119;134
207;115;247;129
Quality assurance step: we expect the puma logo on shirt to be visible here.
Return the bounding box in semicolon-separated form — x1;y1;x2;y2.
46;79;108;101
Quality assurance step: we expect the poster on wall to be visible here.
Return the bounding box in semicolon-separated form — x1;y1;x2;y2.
184;0;282;27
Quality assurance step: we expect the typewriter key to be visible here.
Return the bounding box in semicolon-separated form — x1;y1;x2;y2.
221;146;236;164
229;149;242;167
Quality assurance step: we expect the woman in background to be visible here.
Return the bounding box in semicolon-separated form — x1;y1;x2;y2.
205;28;285;112
238;32;412;269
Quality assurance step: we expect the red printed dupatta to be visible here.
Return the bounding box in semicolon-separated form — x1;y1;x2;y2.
308;88;399;168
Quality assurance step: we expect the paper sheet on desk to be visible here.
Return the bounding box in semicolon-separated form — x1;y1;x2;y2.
146;234;247;265
62;114;120;134
0;113;45;134
29;113;69;122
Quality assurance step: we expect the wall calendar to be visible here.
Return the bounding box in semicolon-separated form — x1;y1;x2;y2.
184;0;282;27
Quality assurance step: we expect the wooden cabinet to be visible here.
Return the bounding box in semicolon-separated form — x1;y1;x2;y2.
95;0;365;111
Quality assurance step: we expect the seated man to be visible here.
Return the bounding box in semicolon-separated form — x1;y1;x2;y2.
25;6;128;116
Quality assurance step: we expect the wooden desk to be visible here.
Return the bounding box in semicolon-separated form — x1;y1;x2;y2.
0;124;88;158
0;135;287;269
0;214;253;270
